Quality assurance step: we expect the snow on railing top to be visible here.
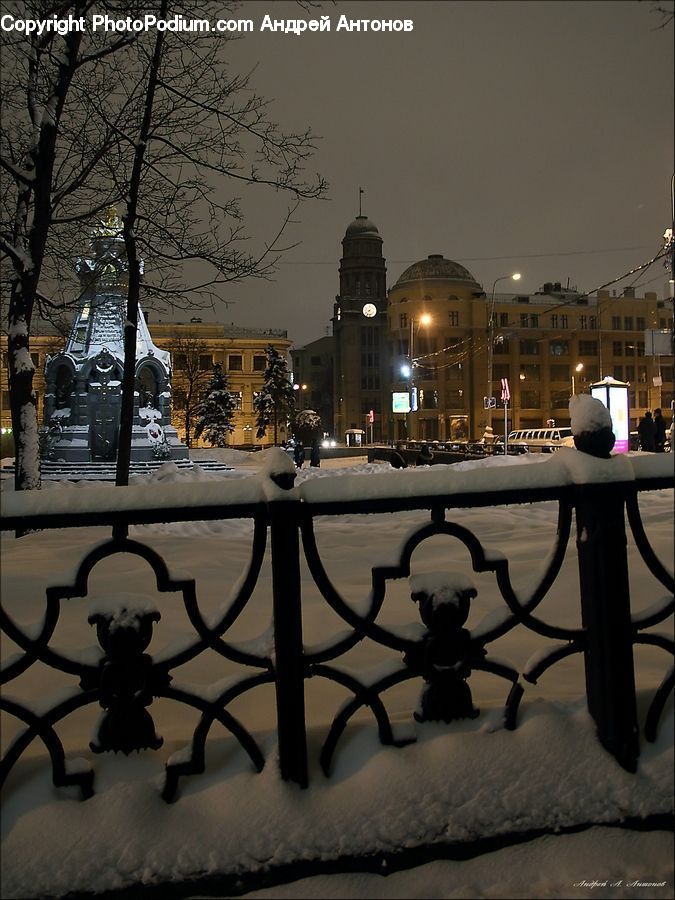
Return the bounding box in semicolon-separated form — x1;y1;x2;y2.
0;448;672;523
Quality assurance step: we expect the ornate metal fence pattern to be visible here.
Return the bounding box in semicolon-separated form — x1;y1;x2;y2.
1;451;673;803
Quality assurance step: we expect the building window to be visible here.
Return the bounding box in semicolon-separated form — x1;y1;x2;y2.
625;365;635;382
638;390;648;407
624;317;633;330
550;364;569;381
578;340;598;355
253;355;266;372
530;314;539;328
493;338;510;354
400;313;408;329
519;339;539;355
624;342;634;357
612;341;622;356
493;363;510;380
173;389;186;409
228;355;242;371
550;314;558;328
636;341;645;357
310;356;322;367
579;316;588;330
520;389;540;408
549;340;569;356
611;316;621;330
561;315;568;328
447;389;465;408
638;366;647;383
636;317;645;331
520;313;529;327
199;354;213;370
419;389;438;410
499;312;509;326
613;365;623;380
589;316;597;329
231;391;243;410
448;311;459;326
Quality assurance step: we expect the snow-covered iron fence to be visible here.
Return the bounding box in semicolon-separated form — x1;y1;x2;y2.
1;450;673;802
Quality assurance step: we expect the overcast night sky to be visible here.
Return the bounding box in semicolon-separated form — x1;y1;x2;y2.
174;0;674;347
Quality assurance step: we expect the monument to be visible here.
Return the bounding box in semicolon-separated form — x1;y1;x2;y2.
43;209;188;462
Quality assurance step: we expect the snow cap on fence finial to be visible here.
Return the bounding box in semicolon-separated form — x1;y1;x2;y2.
569;394;615;458
259;447;297;490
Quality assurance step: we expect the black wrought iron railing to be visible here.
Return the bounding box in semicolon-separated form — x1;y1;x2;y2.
1;449;673;804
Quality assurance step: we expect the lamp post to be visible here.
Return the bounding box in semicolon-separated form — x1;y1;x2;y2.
486;273;521;431
571;362;584;396
407;312;431;441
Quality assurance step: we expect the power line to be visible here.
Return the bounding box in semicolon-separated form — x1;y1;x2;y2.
278;245;654;265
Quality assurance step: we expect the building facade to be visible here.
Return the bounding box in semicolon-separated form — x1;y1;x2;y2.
314;214;673;443
148;321;293;448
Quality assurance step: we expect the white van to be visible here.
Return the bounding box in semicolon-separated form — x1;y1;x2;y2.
507;427;573;453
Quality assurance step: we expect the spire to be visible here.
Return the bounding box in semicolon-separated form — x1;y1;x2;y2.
359;186;364;217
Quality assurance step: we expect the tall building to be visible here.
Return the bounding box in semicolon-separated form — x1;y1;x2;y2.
300;214;673;443
331;215;389;442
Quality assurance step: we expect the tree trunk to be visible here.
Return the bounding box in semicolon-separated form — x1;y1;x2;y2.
116;0;168;486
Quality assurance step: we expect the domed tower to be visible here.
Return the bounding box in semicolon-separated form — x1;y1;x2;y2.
388;254;485;443
332;213;388;442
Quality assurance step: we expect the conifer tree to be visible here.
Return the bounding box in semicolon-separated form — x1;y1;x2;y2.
193;363;236;448
253;345;296;445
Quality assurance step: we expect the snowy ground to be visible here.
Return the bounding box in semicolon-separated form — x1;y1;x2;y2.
0;450;673;899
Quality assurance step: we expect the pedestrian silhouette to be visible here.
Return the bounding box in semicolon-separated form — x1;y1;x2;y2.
293;441;305;468
653;408;667;453
637;411;656;452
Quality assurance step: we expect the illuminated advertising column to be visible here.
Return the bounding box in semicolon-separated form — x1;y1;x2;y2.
590;377;630;454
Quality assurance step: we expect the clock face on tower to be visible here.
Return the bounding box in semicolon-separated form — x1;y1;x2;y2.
362;303;377;318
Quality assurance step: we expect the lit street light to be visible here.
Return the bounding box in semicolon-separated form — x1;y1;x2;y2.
407;313;431;441
486;273;521;432
571;362;584;396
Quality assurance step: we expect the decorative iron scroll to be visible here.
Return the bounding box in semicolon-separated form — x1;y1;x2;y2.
1;473;673;798
301;499;591;774
1;515;271;801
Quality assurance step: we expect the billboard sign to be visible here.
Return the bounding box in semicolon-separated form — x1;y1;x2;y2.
392;391;411;414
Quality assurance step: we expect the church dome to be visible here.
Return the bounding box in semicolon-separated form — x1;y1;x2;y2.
344;215;382;239
395;254;480;288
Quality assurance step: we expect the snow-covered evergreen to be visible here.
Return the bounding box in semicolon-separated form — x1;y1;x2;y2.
294;408;322;445
253;345;296;444
193;363;236;447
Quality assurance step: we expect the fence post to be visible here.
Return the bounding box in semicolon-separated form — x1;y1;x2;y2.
269;498;308;787
574;482;639;772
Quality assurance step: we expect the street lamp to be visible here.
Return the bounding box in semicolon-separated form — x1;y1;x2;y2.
406;312;431;441
571;362;584;396
293;382;307;411
486;273;521;431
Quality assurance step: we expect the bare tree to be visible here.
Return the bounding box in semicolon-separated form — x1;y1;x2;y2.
165;331;211;448
2;0;327;489
0;0;146;490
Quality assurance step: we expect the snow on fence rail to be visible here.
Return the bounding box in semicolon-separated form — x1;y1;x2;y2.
0;448;673;802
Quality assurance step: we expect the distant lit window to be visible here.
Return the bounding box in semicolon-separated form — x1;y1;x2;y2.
228;355;242;371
